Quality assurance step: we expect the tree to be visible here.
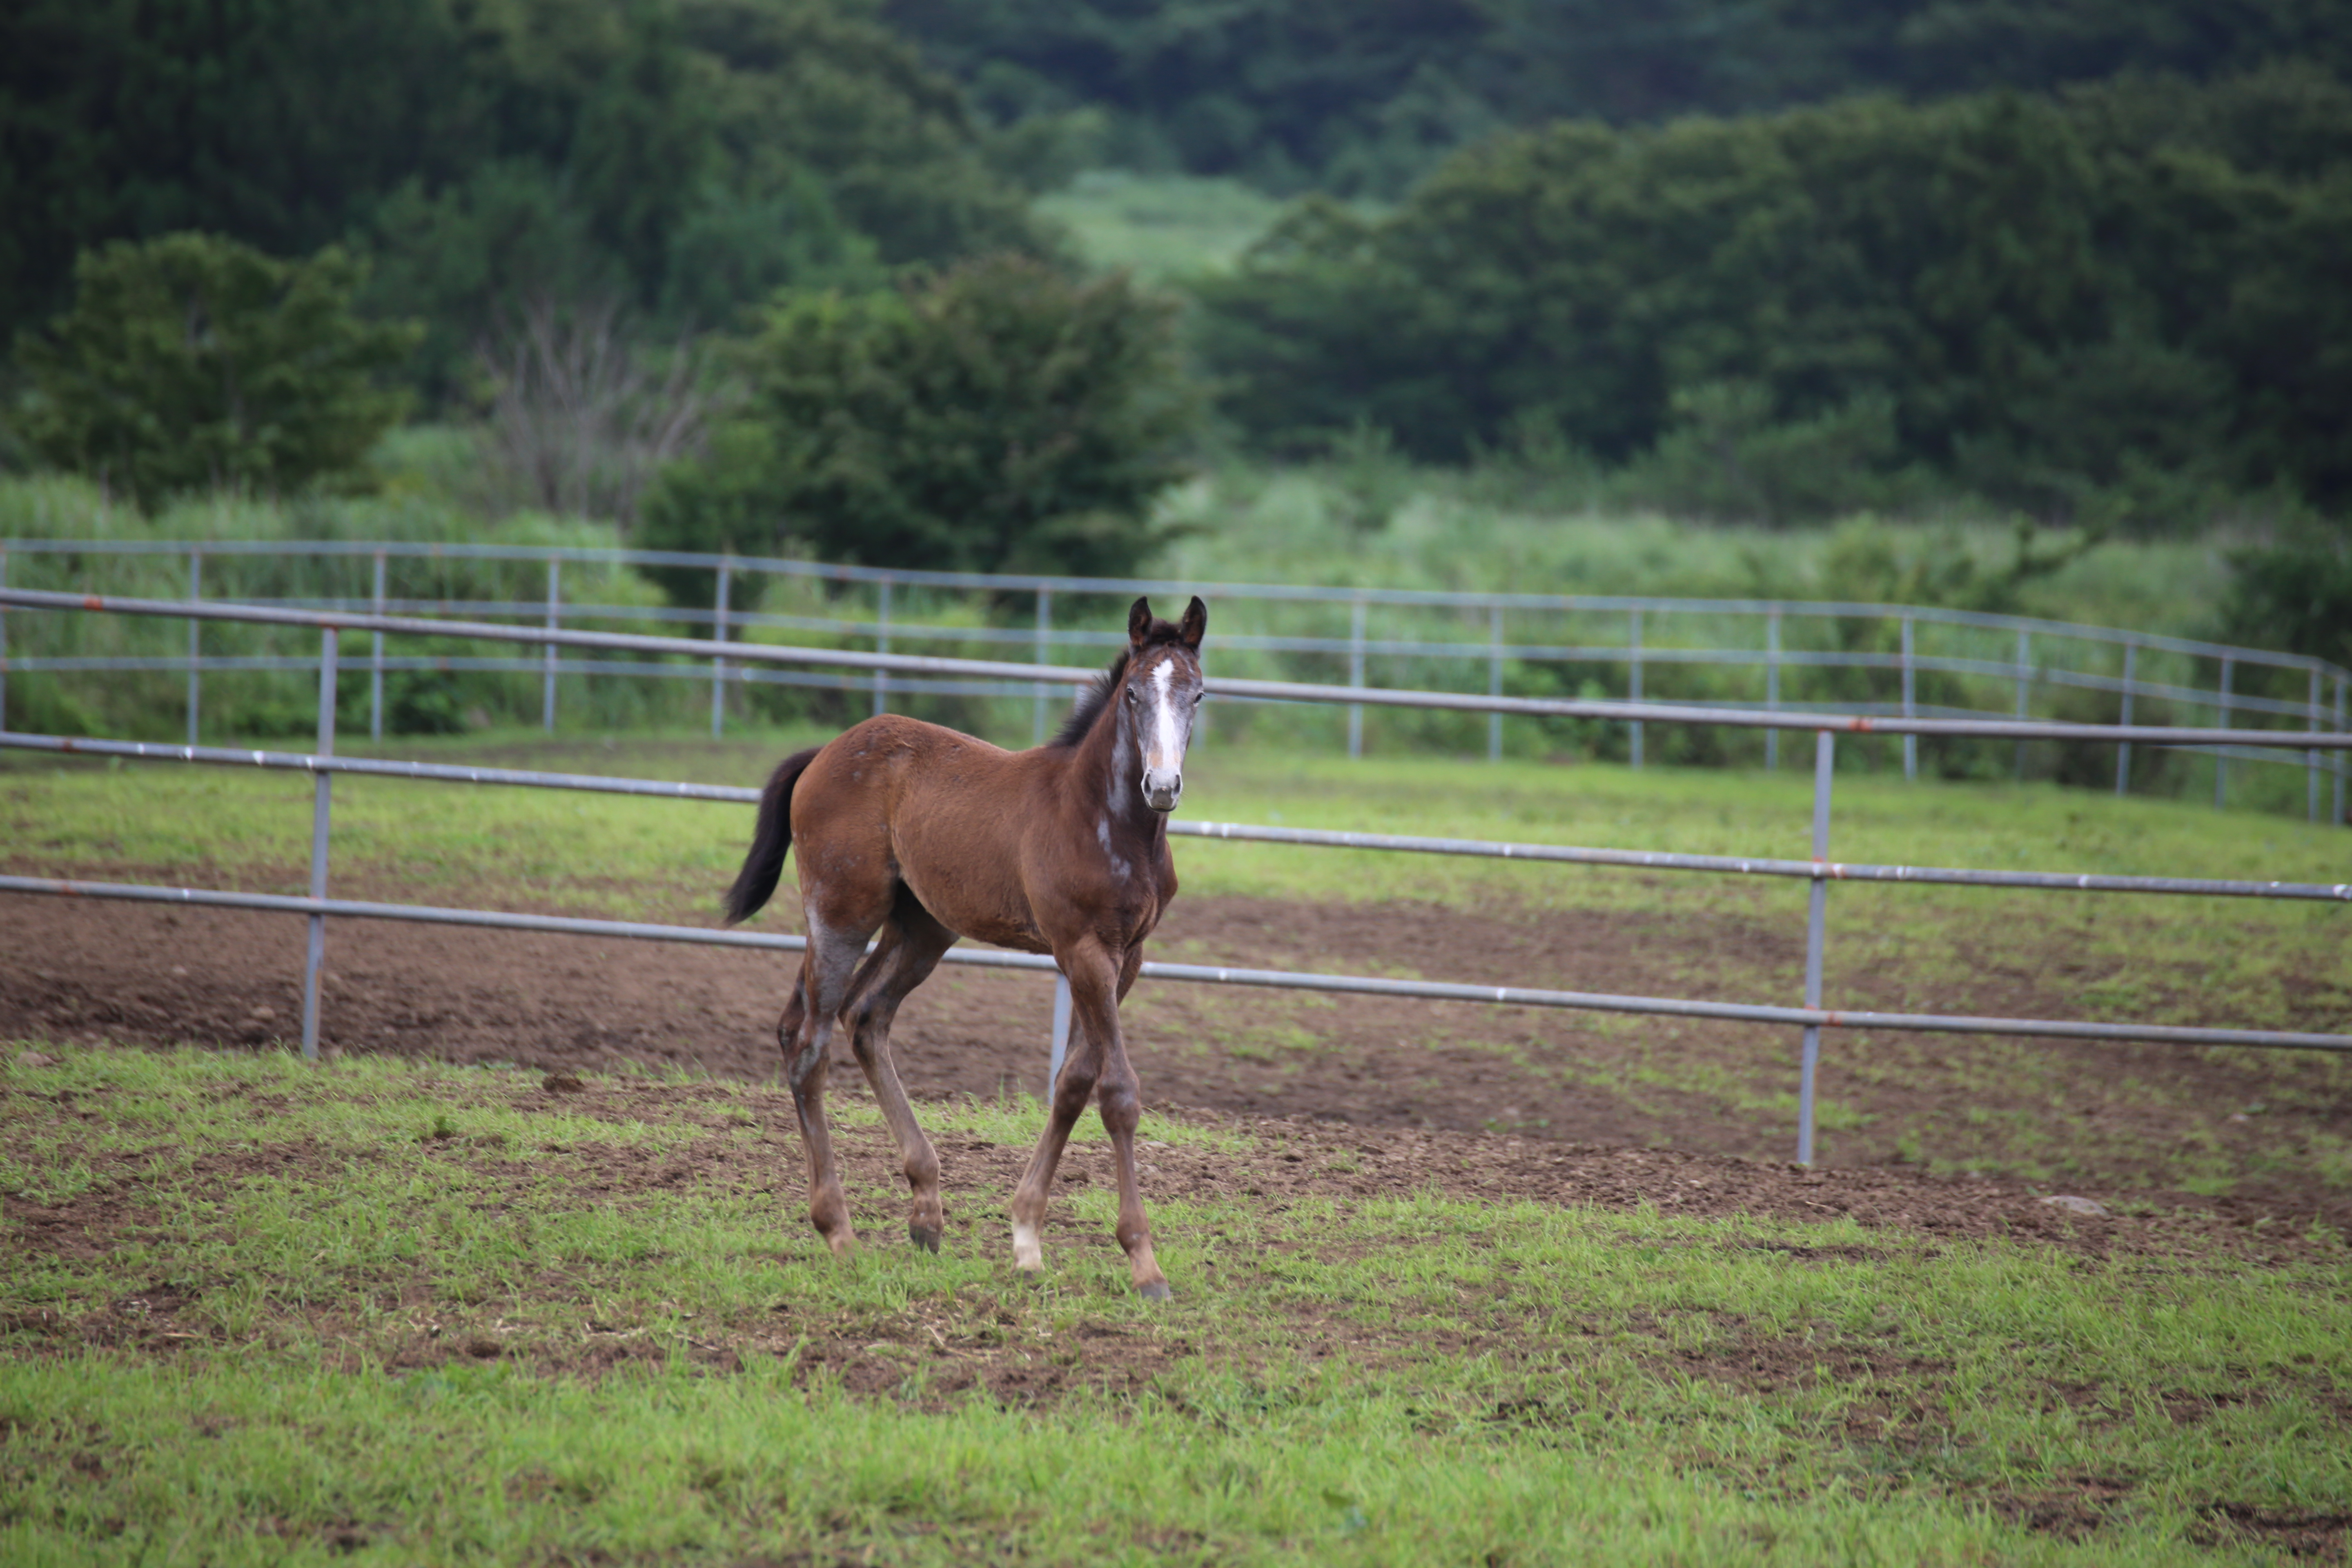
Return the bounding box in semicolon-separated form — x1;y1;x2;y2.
1;0;1049;390
1193;76;2352;519
641;255;1200;577
14;233;416;506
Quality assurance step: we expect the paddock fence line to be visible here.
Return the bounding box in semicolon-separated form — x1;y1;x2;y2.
2;538;2343;822
2;588;2348;1164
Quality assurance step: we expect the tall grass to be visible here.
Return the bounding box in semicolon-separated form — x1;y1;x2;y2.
4;461;2333;818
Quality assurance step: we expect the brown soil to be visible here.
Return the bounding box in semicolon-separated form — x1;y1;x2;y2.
5;872;2351;1234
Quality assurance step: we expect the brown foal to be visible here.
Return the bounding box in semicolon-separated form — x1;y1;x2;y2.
722;595;1207;1299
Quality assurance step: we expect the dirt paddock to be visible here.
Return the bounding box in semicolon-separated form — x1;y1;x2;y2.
10;868;2351;1242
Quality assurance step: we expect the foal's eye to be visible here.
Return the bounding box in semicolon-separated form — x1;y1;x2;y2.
1123;688;1138;704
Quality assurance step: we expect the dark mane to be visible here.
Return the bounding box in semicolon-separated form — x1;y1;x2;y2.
1047;617;1189;749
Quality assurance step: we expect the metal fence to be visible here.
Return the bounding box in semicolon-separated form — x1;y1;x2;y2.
2;537;2344;822
3;586;2348;1165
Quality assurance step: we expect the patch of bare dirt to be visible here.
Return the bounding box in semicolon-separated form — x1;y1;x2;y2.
5;875;2350;1235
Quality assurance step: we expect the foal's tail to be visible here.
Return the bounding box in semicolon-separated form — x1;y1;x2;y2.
722;746;822;925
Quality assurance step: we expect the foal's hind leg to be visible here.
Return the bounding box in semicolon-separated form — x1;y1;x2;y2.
841;897;957;1252
782;915;873;1257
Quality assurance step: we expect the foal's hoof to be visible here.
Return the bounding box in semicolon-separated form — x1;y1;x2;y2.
908;1223;942;1254
1137;1278;1174;1303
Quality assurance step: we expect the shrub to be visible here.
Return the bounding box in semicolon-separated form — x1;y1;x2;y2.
642;254;1202;579
13;234;416;507
2220;526;2352;671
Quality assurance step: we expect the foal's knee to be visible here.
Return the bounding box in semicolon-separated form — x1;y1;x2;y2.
1096;1072;1141;1135
1050;1058;1100;1119
845;1002;891;1065
785;1035;828;1092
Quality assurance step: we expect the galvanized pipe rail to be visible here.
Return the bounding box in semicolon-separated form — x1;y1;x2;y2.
3;589;2348;1164
7;874;2344;1059
0;535;2337;655
13;728;2348;903
9;539;2345;818
18;589;2337;724
5;588;2348;751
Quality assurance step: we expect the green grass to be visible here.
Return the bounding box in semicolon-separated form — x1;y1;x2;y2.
4;1044;2348;1564
8;732;2347;1198
1037;170;1303;283
5;733;2344;1044
1155;469;2237;646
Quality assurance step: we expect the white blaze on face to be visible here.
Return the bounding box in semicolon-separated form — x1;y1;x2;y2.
1139;656;1188;811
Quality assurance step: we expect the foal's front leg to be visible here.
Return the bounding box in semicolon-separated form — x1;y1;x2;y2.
1096;944;1169;1299
1008;942;1170;1299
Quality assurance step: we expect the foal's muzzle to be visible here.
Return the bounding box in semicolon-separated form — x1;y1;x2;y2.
1142;768;1183;812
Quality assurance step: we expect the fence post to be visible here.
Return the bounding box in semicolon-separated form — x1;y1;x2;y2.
2310;667;2324;824
2214;655;2234;811
1796;728;1834;1165
1347;597;1366;759
1488;603;1503;763
710;559;731;739
2013;628;2029;782
2338;676;2348;828
1901;615;1916;781
2116;641;2136;796
1628;608;1644;769
370;551;386;742
1033;588;1052;746
1047;972;1073;1096
0;543;9;730
301;627;339;1064
1765;610;1781;771
874;577;892;719
543;559;561;733
187;551;202;747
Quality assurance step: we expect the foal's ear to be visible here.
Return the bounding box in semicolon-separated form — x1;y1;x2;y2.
1178;596;1207;650
1127;596;1154;646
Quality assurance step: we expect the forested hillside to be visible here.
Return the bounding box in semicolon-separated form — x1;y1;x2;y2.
3;0;2349;665
885;0;2352;195
0;0;1045;390
1191;68;2352;526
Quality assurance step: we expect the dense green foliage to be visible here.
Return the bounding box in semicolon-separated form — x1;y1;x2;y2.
1192;70;2352;522
887;0;2352;196
2223;529;2352;672
12;234;415;507
642;256;1200;579
0;0;1047;396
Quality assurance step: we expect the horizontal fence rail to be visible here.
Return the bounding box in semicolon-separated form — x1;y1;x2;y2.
5;588;2350;750
0;533;2340;663
7;875;2344;1057
9;729;2349;903
3;537;2345;824
2;590;2345;1164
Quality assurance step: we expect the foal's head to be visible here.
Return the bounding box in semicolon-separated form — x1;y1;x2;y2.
1058;596;1207;813
1123;595;1207;811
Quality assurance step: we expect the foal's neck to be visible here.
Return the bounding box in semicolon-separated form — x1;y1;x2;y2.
1074;692;1166;844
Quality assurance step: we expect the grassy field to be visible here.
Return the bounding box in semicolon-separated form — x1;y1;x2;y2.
4;1043;2349;1565
6;727;2345;987
6;731;2349;1198
1037;170;1299;283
